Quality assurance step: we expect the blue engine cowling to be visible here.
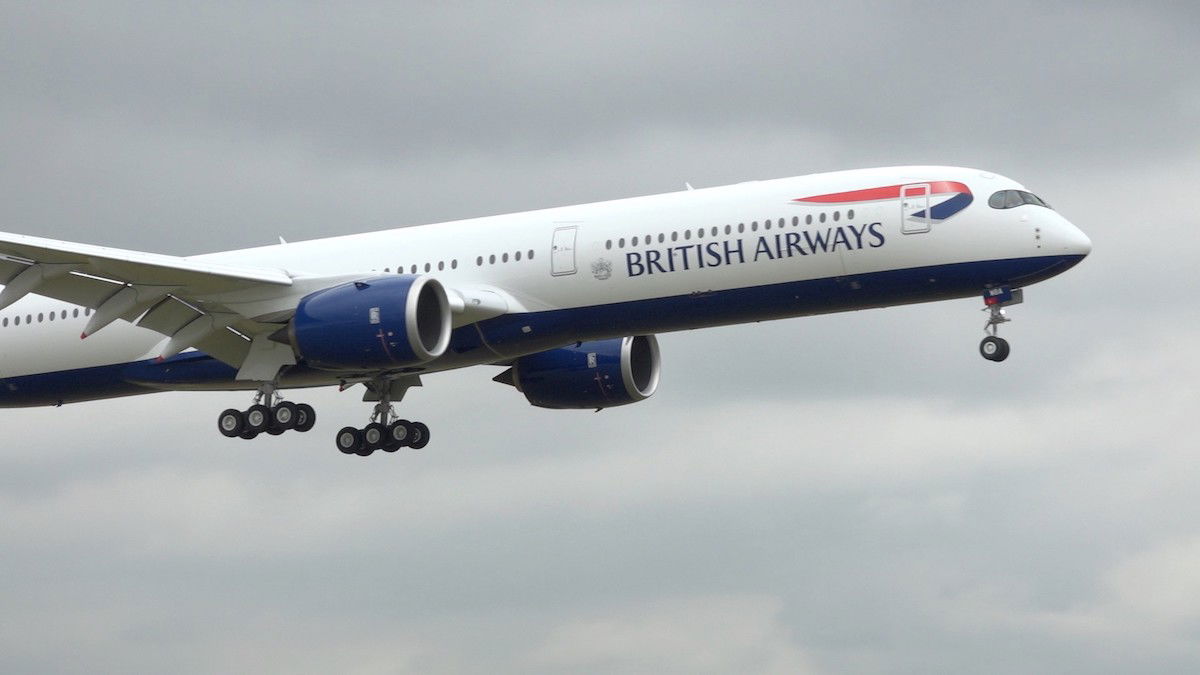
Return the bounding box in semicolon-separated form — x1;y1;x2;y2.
289;275;452;371
505;335;661;409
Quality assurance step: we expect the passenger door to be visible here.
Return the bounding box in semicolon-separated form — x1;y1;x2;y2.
550;225;578;276
900;183;931;234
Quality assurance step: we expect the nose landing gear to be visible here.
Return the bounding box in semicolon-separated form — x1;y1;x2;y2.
979;286;1023;362
217;384;316;440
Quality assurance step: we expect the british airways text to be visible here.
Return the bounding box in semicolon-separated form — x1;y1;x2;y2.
625;222;885;277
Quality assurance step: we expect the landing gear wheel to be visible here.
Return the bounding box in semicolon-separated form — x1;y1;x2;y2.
363;422;387;450
266;424;286;436
239;429;259;440
294;404;316;433
245;404;271;433
409;422;430;450
980;336;1011;362
272;401;298;430
385;420;413;451
336;426;363;454
218;409;245;438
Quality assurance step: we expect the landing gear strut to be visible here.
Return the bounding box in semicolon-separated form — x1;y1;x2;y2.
335;377;430;456
218;384;316;440
979;286;1022;362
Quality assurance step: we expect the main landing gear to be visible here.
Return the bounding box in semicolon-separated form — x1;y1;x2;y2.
335;401;429;457
217;384;316;440
979;286;1023;362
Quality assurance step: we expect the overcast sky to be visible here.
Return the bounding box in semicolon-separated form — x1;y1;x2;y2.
1;2;1198;673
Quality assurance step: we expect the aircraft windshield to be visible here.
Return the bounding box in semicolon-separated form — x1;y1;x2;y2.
988;189;1051;209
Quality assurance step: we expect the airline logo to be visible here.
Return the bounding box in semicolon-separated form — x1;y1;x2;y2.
795;181;974;221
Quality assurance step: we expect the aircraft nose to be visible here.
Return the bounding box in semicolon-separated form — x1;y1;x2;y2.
1064;220;1092;257
1049;214;1092;258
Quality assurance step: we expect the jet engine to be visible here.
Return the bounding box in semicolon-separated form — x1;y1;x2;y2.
496;335;661;409
288;275;452;370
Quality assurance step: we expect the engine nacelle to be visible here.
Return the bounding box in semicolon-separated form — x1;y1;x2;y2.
506;335;661;409
289;275;452;371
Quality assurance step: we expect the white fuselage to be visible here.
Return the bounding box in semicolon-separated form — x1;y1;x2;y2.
0;166;1091;403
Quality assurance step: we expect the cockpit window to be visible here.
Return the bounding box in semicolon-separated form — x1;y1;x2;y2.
988;189;1052;210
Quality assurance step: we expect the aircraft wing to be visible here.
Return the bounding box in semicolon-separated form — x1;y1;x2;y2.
0;230;515;379
0;230;301;372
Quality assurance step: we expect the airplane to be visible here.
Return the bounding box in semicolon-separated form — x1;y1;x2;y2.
0;166;1091;456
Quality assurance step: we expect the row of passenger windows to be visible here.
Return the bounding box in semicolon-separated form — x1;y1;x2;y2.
477;249;535;266
2;306;91;328
378;249;536;275
988;190;1051;209
383;260;459;274
605;210;855;250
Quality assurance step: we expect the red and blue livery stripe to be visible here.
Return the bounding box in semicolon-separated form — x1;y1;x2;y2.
794;181;974;221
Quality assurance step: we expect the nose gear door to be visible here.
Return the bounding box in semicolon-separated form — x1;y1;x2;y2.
900;183;931;234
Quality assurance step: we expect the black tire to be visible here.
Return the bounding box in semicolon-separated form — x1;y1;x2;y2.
363;422;387;450
272;401;298;430
218;409;245;438
239;429;259;440
980;336;1011;362
266;424;286;436
335;426;362;454
410;422;430;450
385;420;413;451
294;404;316;433
245;404;271;433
